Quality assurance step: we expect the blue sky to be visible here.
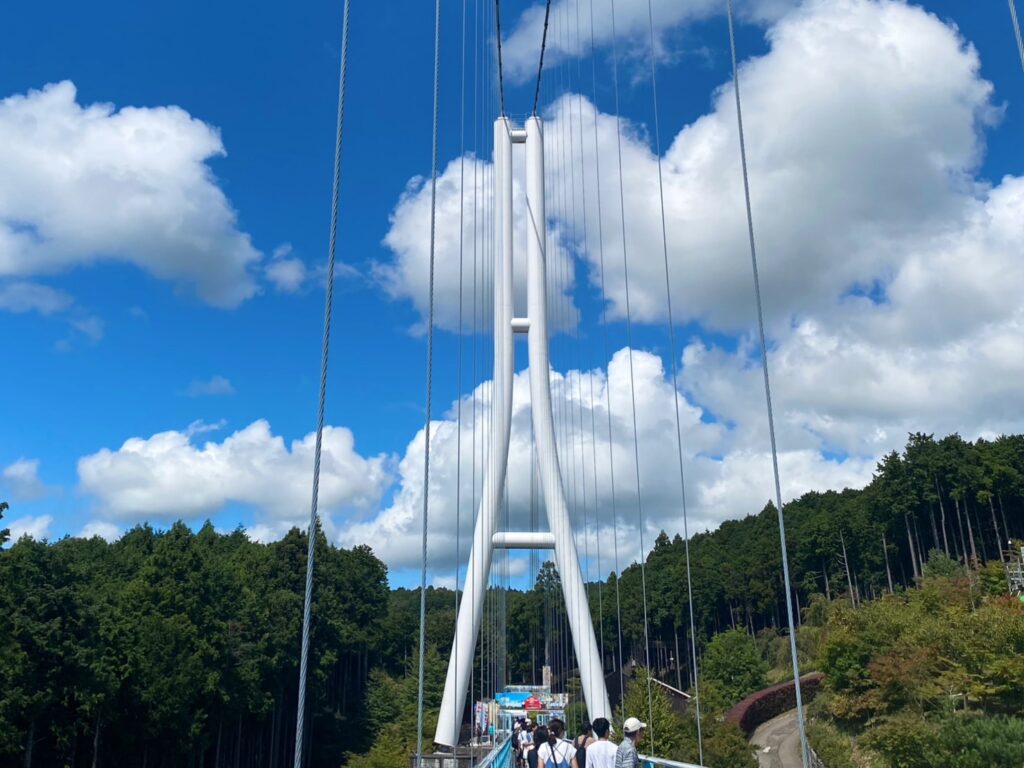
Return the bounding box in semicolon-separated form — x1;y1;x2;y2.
2;0;1023;586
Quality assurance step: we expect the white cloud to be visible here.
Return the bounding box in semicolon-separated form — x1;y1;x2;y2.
501;0;795;82
265;244;309;293
185;375;236;397
376;153;579;334
0;279;104;344
79;520;121;542
0;281;73;314
7;514;53;542
338;348;874;577
77;420;393;539
2;459;53;501
349;0;1024;579
540;0;1001;332
0;81;261;307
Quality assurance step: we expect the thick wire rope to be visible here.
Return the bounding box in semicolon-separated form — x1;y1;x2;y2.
582;0;627;706
415;0;442;762
560;0;589;718
566;0;603;722
452;0;468;744
293;3;349;765
1011;0;1024;73
533;0;555;115
725;2;808;766
607;0;655;748
495;0;507;115
643;0;703;759
584;0;608;675
469;0;481;725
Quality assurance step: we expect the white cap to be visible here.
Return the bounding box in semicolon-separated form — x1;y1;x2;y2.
623;717;647;735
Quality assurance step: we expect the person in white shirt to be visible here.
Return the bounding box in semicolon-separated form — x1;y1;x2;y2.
536;718;573;768
585;718;617;768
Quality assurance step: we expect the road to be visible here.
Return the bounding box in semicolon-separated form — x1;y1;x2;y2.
750;709;803;768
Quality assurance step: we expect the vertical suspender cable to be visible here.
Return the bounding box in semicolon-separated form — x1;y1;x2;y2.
416;0;442;763
643;0;703;760
724;2;808;766
293;3;350;766
607;0;628;708
608;0;656;750
1011;0;1024;73
587;0;611;683
453;0;468;743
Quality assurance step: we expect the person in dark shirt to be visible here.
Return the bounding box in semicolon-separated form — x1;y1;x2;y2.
527;726;549;768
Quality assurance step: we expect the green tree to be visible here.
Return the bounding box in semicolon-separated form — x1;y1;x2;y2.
701;629;768;706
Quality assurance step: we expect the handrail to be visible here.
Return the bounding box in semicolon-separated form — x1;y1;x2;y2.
639;754;707;768
477;739;513;768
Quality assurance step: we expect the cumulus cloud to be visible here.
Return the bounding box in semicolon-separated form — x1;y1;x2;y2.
2;459;54;501
376;152;579;334
352;0;1024;578
501;0;796;82
185;376;236;397
7;514;53;542
541;0;1000;331
77;420;393;540
338;348;875;578
79;520;122;542
0;81;261;307
265;244;309;293
0;281;74;314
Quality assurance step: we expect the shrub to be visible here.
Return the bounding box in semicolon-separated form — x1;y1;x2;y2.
725;673;825;736
702;629;769;706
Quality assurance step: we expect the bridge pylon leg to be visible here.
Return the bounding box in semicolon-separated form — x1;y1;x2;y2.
434;116;611;749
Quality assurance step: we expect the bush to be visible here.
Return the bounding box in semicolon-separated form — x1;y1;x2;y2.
806;719;855;768
702;629;769;706
725;673;825;736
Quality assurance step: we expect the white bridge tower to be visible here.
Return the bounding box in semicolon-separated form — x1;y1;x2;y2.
434;116;612;748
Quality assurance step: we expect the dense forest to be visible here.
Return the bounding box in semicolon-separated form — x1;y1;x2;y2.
1;431;1023;767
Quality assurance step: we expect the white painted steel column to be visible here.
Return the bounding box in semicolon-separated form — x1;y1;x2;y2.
435;118;515;748
524;115;612;724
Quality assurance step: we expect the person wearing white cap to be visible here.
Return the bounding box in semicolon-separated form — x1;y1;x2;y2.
614;717;646;768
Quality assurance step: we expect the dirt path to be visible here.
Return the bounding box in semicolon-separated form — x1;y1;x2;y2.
750;709;803;768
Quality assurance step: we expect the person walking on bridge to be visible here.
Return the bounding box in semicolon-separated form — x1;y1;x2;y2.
614;718;646;768
585;718;616;768
537;719;573;768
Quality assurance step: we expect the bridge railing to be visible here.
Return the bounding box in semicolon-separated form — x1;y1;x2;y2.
639;753;707;768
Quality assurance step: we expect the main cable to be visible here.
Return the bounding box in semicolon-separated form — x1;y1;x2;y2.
415;0;443;763
1011;0;1024;73
533;0;554;114
725;2;808;766
643;0;703;759
294;2;350;765
496;0;507;115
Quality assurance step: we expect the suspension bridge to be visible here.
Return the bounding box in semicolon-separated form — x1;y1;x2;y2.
290;3;1024;768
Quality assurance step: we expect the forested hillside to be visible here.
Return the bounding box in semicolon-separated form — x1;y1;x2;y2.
1;432;1022;767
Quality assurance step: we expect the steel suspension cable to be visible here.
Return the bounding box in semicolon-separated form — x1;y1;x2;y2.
533;0;554;115
415;0;443;762
495;0;506;115
608;0;656;749
293;3;350;765
643;0;703;759
725;2;808;766
1011;0;1024;73
583;0;626;704
452;0;469;743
